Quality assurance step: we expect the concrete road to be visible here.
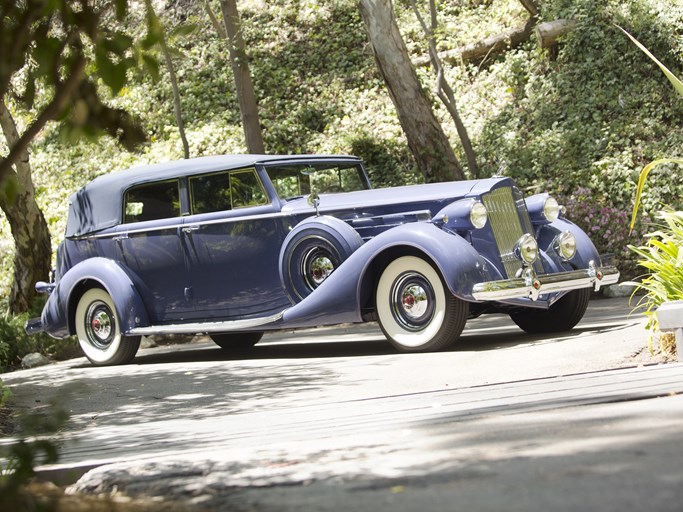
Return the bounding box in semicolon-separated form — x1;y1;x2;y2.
2;296;682;510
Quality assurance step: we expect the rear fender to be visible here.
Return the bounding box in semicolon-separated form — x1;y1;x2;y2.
44;257;149;337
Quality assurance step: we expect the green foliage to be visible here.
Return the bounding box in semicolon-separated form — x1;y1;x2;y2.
0;298;78;370
0;397;68;511
630;158;683;232
560;186;652;280
628;209;683;355
0;314;44;370
0;0;168;198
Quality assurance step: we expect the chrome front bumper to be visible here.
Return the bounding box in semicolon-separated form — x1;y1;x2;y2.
471;261;620;302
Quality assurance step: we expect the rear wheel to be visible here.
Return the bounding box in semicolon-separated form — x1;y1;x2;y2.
376;256;468;352
509;288;591;334
75;288;140;366
211;332;264;351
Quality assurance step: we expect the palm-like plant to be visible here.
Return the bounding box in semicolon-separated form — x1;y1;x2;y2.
621;27;683;355
628;210;683;353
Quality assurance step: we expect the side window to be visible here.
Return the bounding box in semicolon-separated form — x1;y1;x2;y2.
191;172;231;214
190;168;267;214
230;170;267;208
124;181;180;223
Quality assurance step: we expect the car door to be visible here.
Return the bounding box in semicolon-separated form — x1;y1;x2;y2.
182;167;291;320
115;179;194;323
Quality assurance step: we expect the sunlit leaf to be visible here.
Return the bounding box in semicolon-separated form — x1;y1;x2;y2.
115;0;128;20
32;36;61;77
0;172;19;205
629;158;683;233
141;53;161;81
101;33;134;55
618;26;683;98
170;24;197;39
95;48;127;95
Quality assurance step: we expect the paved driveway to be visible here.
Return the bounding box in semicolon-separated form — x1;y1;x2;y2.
3;296;681;510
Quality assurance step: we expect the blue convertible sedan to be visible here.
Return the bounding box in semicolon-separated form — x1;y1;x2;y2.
26;154;619;365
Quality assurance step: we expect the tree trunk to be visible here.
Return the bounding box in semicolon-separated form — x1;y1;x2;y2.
410;0;479;178
535;19;577;48
0;99;52;314
219;0;265;154
146;0;189;159
161;37;190;159
518;0;539;16
413;18;535;66
359;0;464;183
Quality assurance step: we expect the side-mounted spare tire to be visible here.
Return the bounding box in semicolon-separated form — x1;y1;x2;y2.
279;216;363;302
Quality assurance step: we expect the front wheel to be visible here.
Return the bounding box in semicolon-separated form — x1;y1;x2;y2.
376;256;468;352
75;288;141;366
509;288;591;334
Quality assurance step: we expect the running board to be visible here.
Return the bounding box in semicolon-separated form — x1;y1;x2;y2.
127;311;284;336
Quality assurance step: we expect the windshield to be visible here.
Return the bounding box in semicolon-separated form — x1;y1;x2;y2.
265;162;370;200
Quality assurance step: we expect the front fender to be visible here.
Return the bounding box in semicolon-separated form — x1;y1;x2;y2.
281;223;488;327
536;218;601;270
41;257;149;338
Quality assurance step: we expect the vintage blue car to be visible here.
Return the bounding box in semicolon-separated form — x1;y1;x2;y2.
26;154;619;365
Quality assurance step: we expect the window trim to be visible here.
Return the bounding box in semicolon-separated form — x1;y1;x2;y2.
122;179;182;225
188;167;269;215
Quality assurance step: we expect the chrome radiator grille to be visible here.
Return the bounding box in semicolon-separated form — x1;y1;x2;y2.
481;187;543;278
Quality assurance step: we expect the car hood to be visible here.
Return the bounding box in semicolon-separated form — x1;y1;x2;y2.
281;177;511;217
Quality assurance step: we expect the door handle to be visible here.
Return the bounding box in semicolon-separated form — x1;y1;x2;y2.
113;234;129;242
181;225;200;235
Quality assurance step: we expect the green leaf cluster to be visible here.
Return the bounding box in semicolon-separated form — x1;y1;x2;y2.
628;210;683;354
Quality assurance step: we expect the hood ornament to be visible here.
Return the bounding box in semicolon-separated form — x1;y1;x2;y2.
308;192;320;217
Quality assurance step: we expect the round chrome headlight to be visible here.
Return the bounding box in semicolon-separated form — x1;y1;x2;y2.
555;231;577;260
515;233;539;264
543;196;560;222
469;201;488;229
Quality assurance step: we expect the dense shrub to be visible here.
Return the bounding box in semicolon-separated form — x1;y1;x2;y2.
0;300;78;370
560;187;652;280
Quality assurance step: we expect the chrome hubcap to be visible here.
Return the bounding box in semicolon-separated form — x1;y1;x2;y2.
85;301;115;350
390;272;435;331
302;248;336;290
310;255;334;285
401;284;429;319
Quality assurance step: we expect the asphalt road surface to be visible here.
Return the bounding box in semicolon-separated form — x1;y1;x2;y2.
2;296;682;511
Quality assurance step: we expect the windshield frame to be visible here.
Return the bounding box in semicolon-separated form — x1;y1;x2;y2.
263;161;371;201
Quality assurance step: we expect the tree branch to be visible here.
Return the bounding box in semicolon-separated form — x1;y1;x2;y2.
413;17;536;67
409;0;480;177
519;0;539;17
205;0;227;38
0;55;86;184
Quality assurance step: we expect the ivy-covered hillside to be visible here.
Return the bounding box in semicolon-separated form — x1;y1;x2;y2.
2;0;683;298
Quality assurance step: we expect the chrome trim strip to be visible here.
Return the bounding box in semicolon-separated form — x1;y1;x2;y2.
127;311;284;336
471;265;620;301
81;211;290;240
348;209;432;226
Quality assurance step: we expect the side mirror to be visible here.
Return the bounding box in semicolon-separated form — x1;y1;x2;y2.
308;192;320;217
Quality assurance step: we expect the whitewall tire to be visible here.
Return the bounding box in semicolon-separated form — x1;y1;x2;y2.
75;288;140;366
376;256;468;352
